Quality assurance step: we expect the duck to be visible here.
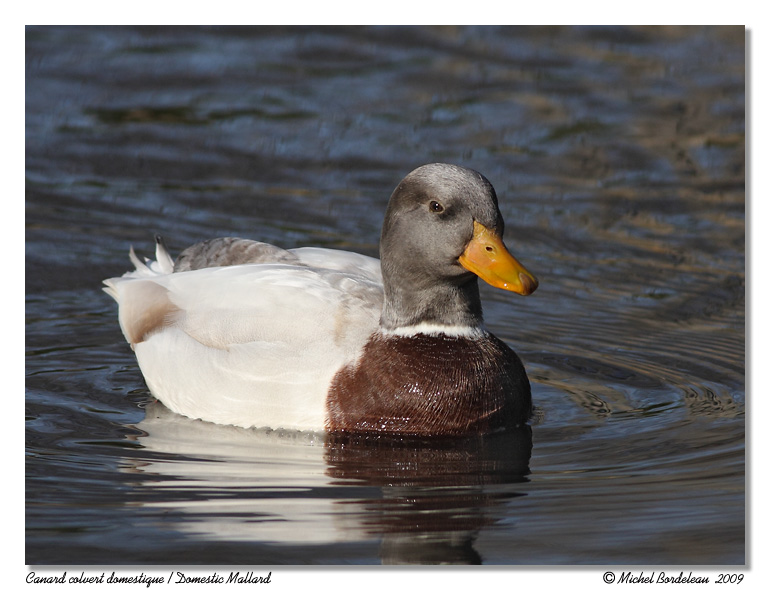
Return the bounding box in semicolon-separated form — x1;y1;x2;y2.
103;163;538;436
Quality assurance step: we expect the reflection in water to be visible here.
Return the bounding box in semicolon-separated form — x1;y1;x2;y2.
127;403;531;564
325;431;531;564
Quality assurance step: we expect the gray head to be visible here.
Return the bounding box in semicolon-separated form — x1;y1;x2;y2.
379;163;537;330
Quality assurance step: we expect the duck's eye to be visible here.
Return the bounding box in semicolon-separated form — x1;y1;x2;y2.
429;201;444;213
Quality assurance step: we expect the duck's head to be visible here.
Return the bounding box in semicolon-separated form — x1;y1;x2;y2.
379;163;538;331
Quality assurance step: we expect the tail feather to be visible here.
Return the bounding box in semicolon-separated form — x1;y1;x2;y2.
123;237;175;277
128;245;150;273
155;235;175;274
104;236;176;302
102;278;119;301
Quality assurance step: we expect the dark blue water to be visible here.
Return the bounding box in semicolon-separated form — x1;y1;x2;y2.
26;26;745;567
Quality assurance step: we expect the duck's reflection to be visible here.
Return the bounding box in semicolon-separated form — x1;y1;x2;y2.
126;401;532;564
324;430;532;564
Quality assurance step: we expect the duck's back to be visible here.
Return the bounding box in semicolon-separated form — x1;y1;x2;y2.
104;241;383;431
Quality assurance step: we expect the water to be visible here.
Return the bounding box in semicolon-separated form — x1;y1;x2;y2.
25;26;745;566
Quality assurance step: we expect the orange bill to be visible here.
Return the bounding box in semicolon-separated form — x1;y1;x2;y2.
458;220;538;295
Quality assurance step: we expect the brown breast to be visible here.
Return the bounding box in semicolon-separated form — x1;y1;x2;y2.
326;331;531;435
